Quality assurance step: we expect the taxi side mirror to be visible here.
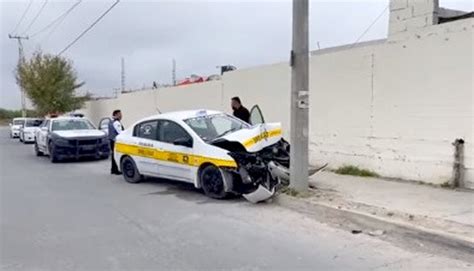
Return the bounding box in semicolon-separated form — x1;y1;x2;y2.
41;127;48;132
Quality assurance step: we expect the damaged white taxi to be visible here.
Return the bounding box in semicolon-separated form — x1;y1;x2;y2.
114;106;291;203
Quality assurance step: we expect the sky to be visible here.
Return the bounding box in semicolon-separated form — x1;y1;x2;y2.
0;0;472;109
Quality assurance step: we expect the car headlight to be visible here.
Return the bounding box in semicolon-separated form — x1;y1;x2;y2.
55;138;70;146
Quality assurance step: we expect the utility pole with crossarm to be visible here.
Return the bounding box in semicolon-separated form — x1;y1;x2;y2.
8;34;29;118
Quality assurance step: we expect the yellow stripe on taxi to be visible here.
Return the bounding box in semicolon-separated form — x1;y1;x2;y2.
243;128;282;148
115;143;238;168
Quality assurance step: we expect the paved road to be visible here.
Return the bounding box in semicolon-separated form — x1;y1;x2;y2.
0;128;470;270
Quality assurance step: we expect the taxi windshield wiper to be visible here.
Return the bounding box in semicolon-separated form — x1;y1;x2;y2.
215;126;241;139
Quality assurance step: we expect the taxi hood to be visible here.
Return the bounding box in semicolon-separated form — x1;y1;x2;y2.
52;129;106;138
215;123;282;152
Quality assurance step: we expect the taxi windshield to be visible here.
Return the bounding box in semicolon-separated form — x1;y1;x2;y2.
184;114;250;142
52;119;95;131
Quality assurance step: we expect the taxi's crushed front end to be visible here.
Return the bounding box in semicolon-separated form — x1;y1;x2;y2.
228;139;290;203
211;124;290;203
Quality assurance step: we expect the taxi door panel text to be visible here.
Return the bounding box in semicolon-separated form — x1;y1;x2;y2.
132;120;161;175
156;120;194;182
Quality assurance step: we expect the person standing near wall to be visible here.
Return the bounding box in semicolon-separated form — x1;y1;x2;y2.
231;96;250;123
109;110;124;175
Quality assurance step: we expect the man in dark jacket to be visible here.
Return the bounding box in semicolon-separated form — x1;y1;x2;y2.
108;109;124;175
231;97;250;123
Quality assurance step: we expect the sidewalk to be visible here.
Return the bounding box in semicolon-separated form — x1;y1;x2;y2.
311;172;473;228
275;171;474;258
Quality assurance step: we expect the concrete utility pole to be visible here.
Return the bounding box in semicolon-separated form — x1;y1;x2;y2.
120;57;125;96
8;34;29;117
172;58;176;86
289;0;309;192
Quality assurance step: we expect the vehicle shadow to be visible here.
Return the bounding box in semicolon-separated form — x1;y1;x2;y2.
18;141;35;145
55;157;109;164
142;177;244;205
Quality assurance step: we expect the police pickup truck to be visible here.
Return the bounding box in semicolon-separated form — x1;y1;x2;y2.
34;116;110;162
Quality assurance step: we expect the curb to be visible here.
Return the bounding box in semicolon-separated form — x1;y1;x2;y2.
274;193;474;263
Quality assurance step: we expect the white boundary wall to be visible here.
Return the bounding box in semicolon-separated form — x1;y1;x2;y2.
82;18;473;188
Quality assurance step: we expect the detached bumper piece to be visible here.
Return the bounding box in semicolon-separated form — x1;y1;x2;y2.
243;185;275;203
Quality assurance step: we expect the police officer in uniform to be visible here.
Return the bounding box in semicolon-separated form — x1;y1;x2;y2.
109;110;124;175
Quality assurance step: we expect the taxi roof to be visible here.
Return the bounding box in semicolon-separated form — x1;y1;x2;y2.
139;109;223;123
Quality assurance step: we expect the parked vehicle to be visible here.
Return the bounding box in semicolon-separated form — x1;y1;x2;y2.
34;116;110;163
114;106;292;203
9;118;26;138
98;117;112;135
19;118;43;143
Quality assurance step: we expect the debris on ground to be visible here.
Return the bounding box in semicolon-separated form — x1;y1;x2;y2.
368;230;385;236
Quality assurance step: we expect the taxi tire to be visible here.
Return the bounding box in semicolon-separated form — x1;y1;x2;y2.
121;156;142;183
200;165;229;199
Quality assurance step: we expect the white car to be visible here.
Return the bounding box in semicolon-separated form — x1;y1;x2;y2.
19;118;43;143
114;106;291;203
34;116;110;163
9;118;26;138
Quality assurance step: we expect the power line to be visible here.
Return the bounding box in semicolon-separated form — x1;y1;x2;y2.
21;0;49;35
350;4;389;48
41;3;79;44
30;0;82;38
58;0;120;56
11;0;34;35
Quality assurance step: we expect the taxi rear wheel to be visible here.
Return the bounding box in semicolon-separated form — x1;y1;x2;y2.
200;165;228;199
121;156;142;183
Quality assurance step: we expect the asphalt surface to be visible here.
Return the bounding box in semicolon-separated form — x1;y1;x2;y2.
0;127;471;271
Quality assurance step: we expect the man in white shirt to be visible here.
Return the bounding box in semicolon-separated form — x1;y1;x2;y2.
108;110;124;175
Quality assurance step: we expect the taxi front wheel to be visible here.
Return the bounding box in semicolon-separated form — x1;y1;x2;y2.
200;165;229;199
121;156;143;183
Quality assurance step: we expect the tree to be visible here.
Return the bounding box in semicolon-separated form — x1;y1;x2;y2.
16;50;89;116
